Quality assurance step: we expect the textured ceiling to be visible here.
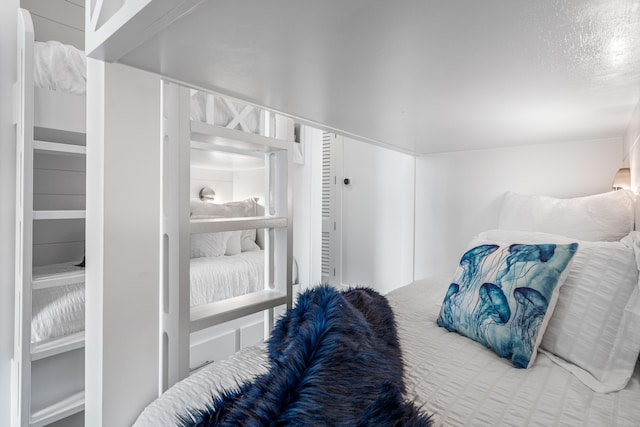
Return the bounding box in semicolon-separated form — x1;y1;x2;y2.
119;0;640;154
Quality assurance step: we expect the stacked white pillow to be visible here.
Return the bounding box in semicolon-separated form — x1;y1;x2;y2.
190;231;231;258
492;189;640;392
498;190;635;242
190;199;262;258
479;229;640;392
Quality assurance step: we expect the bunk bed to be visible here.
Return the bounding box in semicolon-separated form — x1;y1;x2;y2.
14;8;87;427
15;8;295;426
77;0;640;425
135;189;640;426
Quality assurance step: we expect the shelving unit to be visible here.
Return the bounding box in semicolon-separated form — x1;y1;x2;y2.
13;9;86;427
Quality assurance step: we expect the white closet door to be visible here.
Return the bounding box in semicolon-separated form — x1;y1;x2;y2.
321;132;342;285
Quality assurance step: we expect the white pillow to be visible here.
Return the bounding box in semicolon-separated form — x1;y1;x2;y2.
479;229;640;392
191;199;260;252
190;232;231;258
498;190;635;242
225;230;242;256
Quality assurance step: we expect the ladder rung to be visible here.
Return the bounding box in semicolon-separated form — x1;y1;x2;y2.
30;390;84;427
32;270;84;290
31;331;85;361
33;140;86;155
33;210;85;220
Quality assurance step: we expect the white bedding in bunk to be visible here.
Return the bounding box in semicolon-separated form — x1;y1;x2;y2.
33;41;86;95
134;277;640;426
190;250;264;306
31;262;85;343
32;251;267;343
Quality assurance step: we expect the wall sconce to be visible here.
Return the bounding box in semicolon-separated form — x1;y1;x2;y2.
612;168;630;191
199;186;216;201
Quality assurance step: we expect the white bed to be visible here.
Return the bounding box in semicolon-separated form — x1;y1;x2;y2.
134;190;640;426
134;276;640;426
31;251;268;343
31;262;85;343
31;196;294;345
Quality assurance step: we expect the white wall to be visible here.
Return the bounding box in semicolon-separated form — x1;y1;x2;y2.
0;2;19;426
233;168;264;202
20;0;84;49
414;138;624;279
341;137;415;294
190;167;233;202
624;100;640;190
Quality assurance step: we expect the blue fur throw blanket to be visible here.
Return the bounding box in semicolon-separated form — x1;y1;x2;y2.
180;285;432;426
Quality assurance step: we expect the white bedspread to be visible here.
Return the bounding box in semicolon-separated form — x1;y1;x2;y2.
32;262;85;343
134;277;640;426
392;278;640;426
32;251;266;343
190;250;264;306
34;41;86;96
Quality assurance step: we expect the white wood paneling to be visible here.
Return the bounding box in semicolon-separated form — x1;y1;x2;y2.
21;0;84;31
30;349;84;418
33;242;84;266
34;169;85;195
21;0;84;48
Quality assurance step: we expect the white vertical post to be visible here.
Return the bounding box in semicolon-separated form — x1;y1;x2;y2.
1;2;19;426
13;9;34;427
86;60;162;426
205;92;215;125
160;82;190;391
272;148;293;310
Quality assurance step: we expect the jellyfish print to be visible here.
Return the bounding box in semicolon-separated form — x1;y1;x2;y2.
457;244;499;290
437;283;460;331
437;241;578;368
472;283;511;354
511;287;549;368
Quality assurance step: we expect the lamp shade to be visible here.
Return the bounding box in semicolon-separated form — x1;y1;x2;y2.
612;168;630;190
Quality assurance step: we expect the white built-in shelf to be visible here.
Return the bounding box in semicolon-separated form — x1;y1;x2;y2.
190;216;287;234
190;121;290;154
33;140;86;156
31;332;85;362
33;210;86;220
32;270;85;291
190;290;287;332
30;390;84;427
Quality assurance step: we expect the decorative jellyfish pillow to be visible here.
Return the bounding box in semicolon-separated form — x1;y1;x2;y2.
437;240;578;368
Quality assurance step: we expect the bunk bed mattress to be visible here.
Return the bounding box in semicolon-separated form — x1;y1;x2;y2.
134;277;640;426
190;250;264;306
31;252;267;343
31;262;85;343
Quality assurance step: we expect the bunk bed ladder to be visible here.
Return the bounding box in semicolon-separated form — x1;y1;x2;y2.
13;9;86;427
161;83;294;388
